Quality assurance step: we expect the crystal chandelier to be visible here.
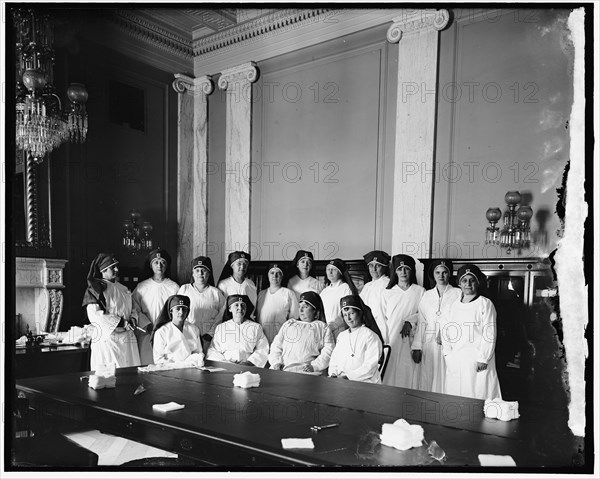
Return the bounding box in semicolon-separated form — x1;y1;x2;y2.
14;9;88;163
122;210;154;255
485;191;533;254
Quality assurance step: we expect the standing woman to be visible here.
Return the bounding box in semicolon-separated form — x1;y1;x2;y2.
178;256;226;352
217;251;257;309
268;291;334;374
151;294;203;365
256;263;299;344
285;250;323;301
359;250;391;345
440;264;502;400
82;253;141;370
206;295;269;367
328;295;383;383
411;259;461;393
132;248;179;365
320;258;359;341
381;254;425;388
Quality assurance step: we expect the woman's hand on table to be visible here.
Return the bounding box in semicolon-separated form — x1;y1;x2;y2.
271;363;283;370
302;364;314;372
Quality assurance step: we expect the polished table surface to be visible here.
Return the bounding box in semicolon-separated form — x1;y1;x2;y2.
15;361;578;468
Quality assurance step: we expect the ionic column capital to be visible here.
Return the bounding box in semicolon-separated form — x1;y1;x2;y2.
172;73;214;96
387;9;450;43
218;62;259;90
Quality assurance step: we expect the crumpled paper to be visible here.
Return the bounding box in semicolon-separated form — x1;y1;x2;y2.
233;371;261;388
484;397;520;421
380;418;424;451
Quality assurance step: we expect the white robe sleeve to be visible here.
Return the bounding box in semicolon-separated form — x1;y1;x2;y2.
206;324;227;362
210;290;227;337
267;322;286;367
311;325;335;372
152;327;170;363
328;342;342;377
247;324;269;367
477;298;497;364
411;303;426;350
86;303;121;339
288;291;299;320
346;331;382;382
132;288;151;329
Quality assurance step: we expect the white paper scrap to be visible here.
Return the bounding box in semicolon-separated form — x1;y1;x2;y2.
281;438;315;449
478;454;516;466
152;402;185;412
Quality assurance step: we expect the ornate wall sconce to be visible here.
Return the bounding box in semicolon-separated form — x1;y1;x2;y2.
122;209;153;255
485;191;533;254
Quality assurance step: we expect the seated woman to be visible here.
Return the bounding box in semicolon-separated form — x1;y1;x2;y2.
132;248;179;365
206;295;269;367
256;263;299;343
285;250;323;300
268;291;334;374
328;295;383;383
411;259;461;393
82;253;141;370
359;250;391;345
178;256;226;352
217;251;257;309
152;294;203;366
440;264;502;400
319;258;359;341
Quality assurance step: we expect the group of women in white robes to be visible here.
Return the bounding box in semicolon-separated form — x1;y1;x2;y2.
83;248;502;400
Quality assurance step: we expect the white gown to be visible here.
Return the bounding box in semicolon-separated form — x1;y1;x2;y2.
256;287;299;344
217;277;258;308
328;325;383;383
381;283;425;388
320;281;353;340
287;275;323;301
359;275;390;344
268;319;334;372
177;283;226;350
441;295;502;400
132;277;179;365
153;321;203;364
206;320;269;367
412;285;461;393
86;281;141;370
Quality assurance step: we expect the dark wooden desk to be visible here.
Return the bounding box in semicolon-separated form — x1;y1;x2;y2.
14;344;90;379
14;361;579;468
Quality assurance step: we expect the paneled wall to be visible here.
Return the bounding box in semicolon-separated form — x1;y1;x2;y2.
49;39;178;330
249;25;397;261
432;9;573;259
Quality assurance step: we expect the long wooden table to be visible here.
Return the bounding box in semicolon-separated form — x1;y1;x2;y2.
14;361;578;468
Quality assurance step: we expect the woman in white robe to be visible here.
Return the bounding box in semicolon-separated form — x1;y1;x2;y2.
381;254;425;388
256;263;299;344
82;253;140;370
411;259;461;393
132;248;179;364
320;258;358;342
207;295;269;367
268;291;334;373
328;295;383;383
285;250;323;300
359;250;391;345
152;294;203;365
441;264;502;400
178;256;226;353
216;251;257;308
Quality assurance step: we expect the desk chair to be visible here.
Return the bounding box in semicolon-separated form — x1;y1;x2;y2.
378;345;392;380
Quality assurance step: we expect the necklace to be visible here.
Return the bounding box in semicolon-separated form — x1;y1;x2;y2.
436;285;449;316
349;330;358;357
